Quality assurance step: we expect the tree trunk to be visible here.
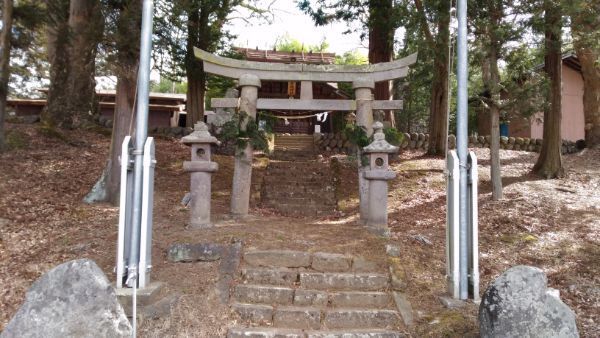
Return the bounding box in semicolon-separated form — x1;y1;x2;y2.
426;1;450;156
533;1;564;178
42;0;72;129
84;0;141;204
0;0;14;152
186;70;205;127
483;3;503;200
185;9;206;127
369;0;395;127
575;48;600;147
66;0;102;127
483;49;503;200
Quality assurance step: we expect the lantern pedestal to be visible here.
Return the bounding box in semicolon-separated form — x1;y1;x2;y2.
362;122;399;237
182;122;220;228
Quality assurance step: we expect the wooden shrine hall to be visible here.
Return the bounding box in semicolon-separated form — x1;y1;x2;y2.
234;47;351;134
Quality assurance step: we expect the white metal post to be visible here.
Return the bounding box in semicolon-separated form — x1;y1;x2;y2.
468;151;479;301
446;150;460;298
138;137;155;288
116;136;133;288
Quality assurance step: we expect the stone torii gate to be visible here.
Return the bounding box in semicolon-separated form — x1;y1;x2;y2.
195;48;417;220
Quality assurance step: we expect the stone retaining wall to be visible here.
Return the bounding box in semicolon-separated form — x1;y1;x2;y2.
314;131;580;155
314;133;356;154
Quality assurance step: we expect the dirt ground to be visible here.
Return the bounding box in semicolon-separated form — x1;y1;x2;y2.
0;123;598;337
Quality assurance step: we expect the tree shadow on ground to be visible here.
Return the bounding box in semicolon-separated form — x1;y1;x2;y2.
477;152;537;167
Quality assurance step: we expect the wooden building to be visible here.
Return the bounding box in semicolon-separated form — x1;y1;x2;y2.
235;47;351;134
478;54;585;142
7;90;186;128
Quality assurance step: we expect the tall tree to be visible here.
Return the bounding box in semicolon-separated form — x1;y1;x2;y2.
66;0;102;127
155;0;267;127
0;0;13;152
42;0;71;129
569;1;600;147
532;0;564;178
85;0;141;204
414;0;451;155
298;0;402;127
42;0;102;130
470;0;524;200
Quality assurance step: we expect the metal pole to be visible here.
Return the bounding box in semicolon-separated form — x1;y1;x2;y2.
456;0;469;300
127;0;154;287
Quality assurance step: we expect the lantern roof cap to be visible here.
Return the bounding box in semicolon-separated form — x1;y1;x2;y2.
182;122;220;145
363;122;399;154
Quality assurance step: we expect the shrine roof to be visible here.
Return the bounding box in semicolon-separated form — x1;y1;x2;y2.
234;47;337;65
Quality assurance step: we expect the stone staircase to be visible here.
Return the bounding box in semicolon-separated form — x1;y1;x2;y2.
228;250;405;338
274;134;315;152
261;159;337;217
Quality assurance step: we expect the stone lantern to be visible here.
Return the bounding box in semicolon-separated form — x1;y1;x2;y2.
362;121;398;237
182;122;220;228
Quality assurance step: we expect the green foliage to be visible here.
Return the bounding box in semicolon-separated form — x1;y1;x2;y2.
273;34;329;52
383;127;404;146
343;124;369;148
219;112;270;156
335;50;368;65
150;78;187;94
257;111;276;134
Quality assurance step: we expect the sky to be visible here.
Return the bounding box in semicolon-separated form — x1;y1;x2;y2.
225;1;369;56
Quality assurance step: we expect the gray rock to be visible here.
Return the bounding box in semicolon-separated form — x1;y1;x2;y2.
479;265;579;338
167;242;224;262
439;295;466;309
1;259;131;338
385;244;401;257
392;292;414;327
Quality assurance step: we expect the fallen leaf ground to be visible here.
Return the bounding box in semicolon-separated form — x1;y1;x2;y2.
0;123;598;337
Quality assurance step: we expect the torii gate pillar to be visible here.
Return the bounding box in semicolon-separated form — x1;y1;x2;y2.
230;74;261;218
353;79;375;224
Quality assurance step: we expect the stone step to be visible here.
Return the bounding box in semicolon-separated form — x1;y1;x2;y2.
263;204;336;216
244;250;311;268
232;303;273;324
262;189;336;200
263;177;330;185
329;292;393;309
323;309;400;330
234;284;294;305
262;198;336;207
305;330;405;338
273;306;322;330
227;327;304;338
299;273;389;291
263;179;331;187
241;267;300;286
228;328;404;338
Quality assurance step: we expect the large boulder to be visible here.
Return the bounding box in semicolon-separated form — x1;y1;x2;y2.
1;259;131;338
479;265;578;338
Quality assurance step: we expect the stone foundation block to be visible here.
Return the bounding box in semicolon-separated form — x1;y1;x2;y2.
116;282;165;317
227;327;304;338
232;303;273;324
312;252;352;272
329;291;392;308
306;330;405;338
244;250;311;268
300;272;389;291
273;306;322;330
293;289;328;306
234;285;294;305
323;309;399;329
242;268;299;286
